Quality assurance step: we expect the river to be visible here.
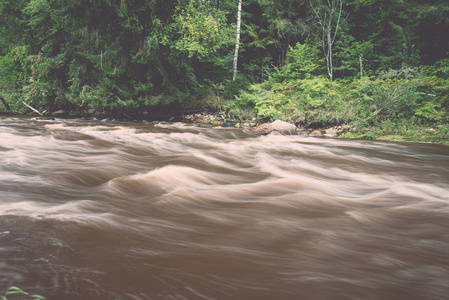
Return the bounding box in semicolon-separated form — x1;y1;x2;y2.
0;116;448;300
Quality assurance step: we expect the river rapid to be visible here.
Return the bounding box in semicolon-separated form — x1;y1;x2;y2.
0;116;448;300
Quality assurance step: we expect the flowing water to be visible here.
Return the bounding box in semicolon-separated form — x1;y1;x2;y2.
0;116;448;300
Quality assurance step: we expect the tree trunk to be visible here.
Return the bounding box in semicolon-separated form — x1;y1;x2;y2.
310;0;343;83
232;0;242;82
0;97;12;111
327;26;333;82
359;55;363;77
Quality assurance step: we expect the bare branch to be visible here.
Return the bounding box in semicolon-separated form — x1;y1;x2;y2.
22;101;43;116
309;0;344;82
331;0;343;45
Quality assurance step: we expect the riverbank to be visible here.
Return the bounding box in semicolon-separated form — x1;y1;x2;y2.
340;122;449;146
2;109;448;146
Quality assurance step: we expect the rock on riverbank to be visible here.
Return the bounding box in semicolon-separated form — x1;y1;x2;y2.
252;120;298;135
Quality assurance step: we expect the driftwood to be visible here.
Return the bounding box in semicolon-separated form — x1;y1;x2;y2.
1;97;11;111
22;100;43;116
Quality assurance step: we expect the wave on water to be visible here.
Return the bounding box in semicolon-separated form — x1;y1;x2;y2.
0;117;449;300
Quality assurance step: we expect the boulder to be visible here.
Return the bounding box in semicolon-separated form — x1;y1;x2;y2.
309;129;323;137
253;120;297;135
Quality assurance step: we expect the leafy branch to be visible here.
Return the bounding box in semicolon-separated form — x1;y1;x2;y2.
1;286;46;300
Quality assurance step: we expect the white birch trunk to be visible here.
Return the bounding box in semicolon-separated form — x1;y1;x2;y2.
232;0;242;82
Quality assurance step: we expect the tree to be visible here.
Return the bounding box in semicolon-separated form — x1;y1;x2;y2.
0;0;28;55
334;32;375;78
232;0;243;81
309;0;344;82
269;41;324;82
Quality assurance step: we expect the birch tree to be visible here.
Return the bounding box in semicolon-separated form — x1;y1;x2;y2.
310;0;343;82
232;0;242;82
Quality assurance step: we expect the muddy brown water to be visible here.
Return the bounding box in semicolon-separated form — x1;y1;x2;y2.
0;117;448;300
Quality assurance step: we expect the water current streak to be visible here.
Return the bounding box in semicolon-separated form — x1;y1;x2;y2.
1;117;448;300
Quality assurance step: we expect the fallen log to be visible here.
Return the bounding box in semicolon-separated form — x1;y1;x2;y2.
22;100;43;116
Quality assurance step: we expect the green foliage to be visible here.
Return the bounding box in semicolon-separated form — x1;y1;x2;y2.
230;68;350;125
342;63;448;143
22;53;53;107
350;67;424;126
219;74;252;100
340;119;449;145
229;46;448;138
231;82;299;121
235;41;348;125
0;45;62;111
414;100;442;122
335;34;375;78
0;46;31;94
417;62;449;123
0;0;28;55
432;58;449;79
171;1;233;58
23;0;52;32
1;286;46;300
0;0;448;136
269;41;324;82
288;77;349;125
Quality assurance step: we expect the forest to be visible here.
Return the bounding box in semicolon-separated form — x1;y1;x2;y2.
0;0;448;143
